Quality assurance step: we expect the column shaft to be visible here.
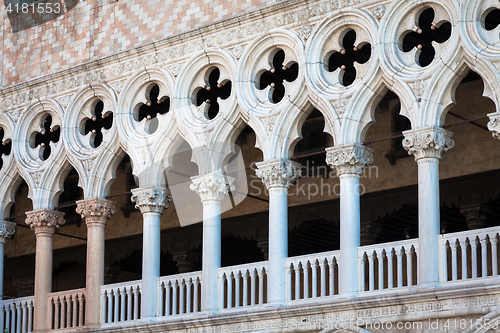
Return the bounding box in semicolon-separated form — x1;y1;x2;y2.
0;221;16;301
142;211;161;317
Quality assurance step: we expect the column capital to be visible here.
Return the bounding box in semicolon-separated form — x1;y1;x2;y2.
402;126;454;161
25;209;65;235
76;198;116;225
487;112;500;140
190;172;234;203
131;186;172;214
255;159;302;189
0;220;16;244
326;143;373;176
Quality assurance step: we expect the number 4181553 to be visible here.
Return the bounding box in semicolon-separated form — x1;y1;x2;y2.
5;2;61;14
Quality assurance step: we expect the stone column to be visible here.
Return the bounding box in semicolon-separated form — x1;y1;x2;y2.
76;198;116;326
131;187;171;318
326;144;373;296
0;221;16;300
25;209;65;331
403;126;454;286
190;172;234;311
255;159;301;305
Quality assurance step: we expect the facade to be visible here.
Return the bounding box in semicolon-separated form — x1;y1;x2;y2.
1;0;500;332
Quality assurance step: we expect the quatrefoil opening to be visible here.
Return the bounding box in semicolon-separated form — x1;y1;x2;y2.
80;99;113;148
194;67;232;120
484;8;500;31
326;29;371;87
258;49;299;103
401;7;452;67
134;84;170;134
0;127;12;171
30;114;60;161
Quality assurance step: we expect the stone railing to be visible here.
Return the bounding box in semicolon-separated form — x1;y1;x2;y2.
218;261;268;309
48;288;85;330
358;239;419;292
101;280;141;324
0;296;34;333
286;250;340;301
157;271;202;316
440;226;500;282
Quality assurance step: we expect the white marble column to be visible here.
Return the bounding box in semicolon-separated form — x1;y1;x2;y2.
326;144;373;296
255;159;301;305
190;172;234;311
0;221;16;300
131;187;171;318
76;198;116;326
25;209;65;331
403;126;454;286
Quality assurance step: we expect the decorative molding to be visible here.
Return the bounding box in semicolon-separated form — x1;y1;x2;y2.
190;172;235;202
131;186;172;214
255;159;302;189
0;220;16;244
487;114;500;140
402;127;454;161
231;46;244;60
371;4;386;21
76;198;117;225
25;209;65;234
326;144;373;176
411;80;427;100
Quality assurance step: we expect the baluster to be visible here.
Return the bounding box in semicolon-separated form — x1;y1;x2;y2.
21;302;27;333
359;254;365;292
407;249;413;286
294;263;301;300
186;279;192;313
460;240;468;280
0;305;4;333
54;297;60;329
328;258;335;295
451;241;458;281
368;253;375;291
72;295;78;327
481;238;489;277
113;289;120;322
16;302;21;333
79;293;84;326
397;250;404;287
259;268;265;304
120;288;126;321
286;265;292;301
320;259;326;297
66;296;72;328
219;274;225;309
6;304;10;333
304;262;310;298
133;286;140;320
472;238;478;278
101;292;107;324
126;288;132;320
387;249;394;289
194;278;200;312
61;297;67;328
227;273;233;308
250;270;256;305
165;283;171;316
158;283;164;317
312;261;318;298
173;281;179;315
10;303;15;332
235;272;241;307
179;280;185;314
379;251;385;290
107;290;113;323
27;301;33;333
492;236;498;276
243;271;249;306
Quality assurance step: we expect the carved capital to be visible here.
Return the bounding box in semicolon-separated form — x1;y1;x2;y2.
76;198;116;226
25;209;65;235
488;113;500;140
402;127;454;161
255;159;302;189
460;205;491;230
0;221;16;244
326;144;373;176
131;186;172;214
190;172;235;203
173;252;200;274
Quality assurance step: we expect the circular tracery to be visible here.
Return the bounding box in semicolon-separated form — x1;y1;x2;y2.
0;127;12;171
80;100;113;148
257;49;299;103
133;83;170;134
193;67;232;120
30;114;60;161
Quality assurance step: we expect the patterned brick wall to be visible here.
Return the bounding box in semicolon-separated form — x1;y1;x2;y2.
0;0;272;87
